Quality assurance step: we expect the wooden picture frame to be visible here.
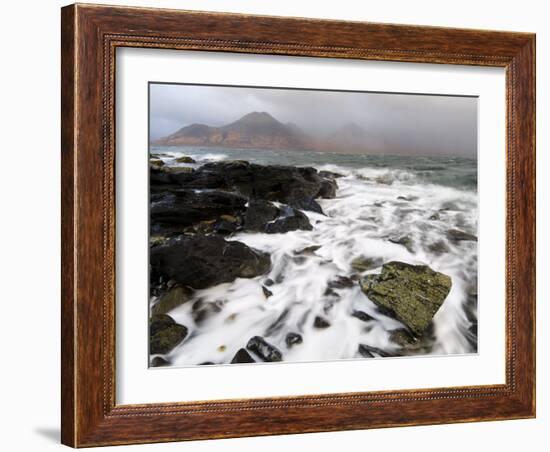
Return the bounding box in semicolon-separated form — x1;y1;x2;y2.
61;3;536;447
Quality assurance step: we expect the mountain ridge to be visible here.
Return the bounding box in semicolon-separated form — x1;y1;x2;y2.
154;111;382;153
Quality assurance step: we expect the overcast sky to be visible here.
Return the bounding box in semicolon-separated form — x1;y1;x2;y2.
149;83;477;158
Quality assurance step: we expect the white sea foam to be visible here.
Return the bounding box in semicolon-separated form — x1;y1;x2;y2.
157;162;478;366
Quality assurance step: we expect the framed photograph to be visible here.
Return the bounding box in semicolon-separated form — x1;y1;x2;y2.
61;4;536;447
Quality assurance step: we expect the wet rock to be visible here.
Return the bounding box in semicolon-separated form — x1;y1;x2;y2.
328;275;356;289
295;245;322;256
213;219;238;235
174;155;196;163
149;314;188;354
264;208;313;233
264;278;275;287
397;195;418;201
150;235;271;289
351;310;374;322
231;348;256;364
192;299;224;323
428;212;440;221
243;200;280;231
446;229;478;243
389;329;417;347
319;170;344;179
351;257;382;272
313;316;331;329
317;179;338;198
358;344;393;358
150;356;170;367
151;285;193;316
150;189;247;233
360;261;452;336
262;286;273;298
427;240;450;255
285;332;303;348
388;235;414;253
162;166;195;174
198;161;327;213
150;158;165;168
246;336;283;362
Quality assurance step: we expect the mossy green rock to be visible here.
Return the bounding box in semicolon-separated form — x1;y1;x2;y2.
360;261;452;336
175;155;196;163
149;314;188;354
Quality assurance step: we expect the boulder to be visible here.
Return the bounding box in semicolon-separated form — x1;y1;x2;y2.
246;336;283;362
242;200;280;231
360;261;452;336
197;161;327;213
174;155;196;163
264;208;313;233
150;190;247;232
285;332;303;348
358;344;393;358
151;285;193;316
149;314;188;354
317;179;338;198
313;316;331;329
231;348;256;364
150;235;271;289
446;229;478;243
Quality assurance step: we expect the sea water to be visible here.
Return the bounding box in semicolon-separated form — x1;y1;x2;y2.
150;146;478;366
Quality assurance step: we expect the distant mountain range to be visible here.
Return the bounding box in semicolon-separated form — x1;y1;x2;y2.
153;111;385;153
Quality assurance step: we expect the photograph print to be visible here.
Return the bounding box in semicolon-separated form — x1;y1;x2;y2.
148;83;478;368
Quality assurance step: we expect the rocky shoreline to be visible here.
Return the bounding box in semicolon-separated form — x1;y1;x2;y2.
149;153;469;366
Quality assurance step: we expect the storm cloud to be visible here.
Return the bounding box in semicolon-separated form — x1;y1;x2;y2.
150;83;477;158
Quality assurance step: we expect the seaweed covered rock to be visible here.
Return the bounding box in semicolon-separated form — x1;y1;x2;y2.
360;261;452;336
150;235;271;289
149;314;188;354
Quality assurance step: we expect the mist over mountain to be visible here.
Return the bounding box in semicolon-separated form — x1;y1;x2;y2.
154;111;387;154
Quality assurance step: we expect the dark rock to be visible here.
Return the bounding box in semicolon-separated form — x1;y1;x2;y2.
199;161;325;213
150;235;271;289
192;299;224;323
264;278;275;287
231;348;256;364
175;155;196;163
213;219;238;235
351;310;374;322
319;170;344;179
150;158;165;168
295;245;322;256
388;235;414;253
262;286;273;298
389;329;417;347
313;316;331;329
246;336;283;362
243;200;279;231
285;332;303;348
351;256;382;272
397;195;418;201
150;189;247;232
152;285;193;316
264;208;313;233
446;229;478;243
198;362;215;366
150;356;170;367
360;261;452;336
358;344;393;358
317;179;338;198
427;240;450;255
149;314;188;354
428;212;440;221
327;275;356;289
